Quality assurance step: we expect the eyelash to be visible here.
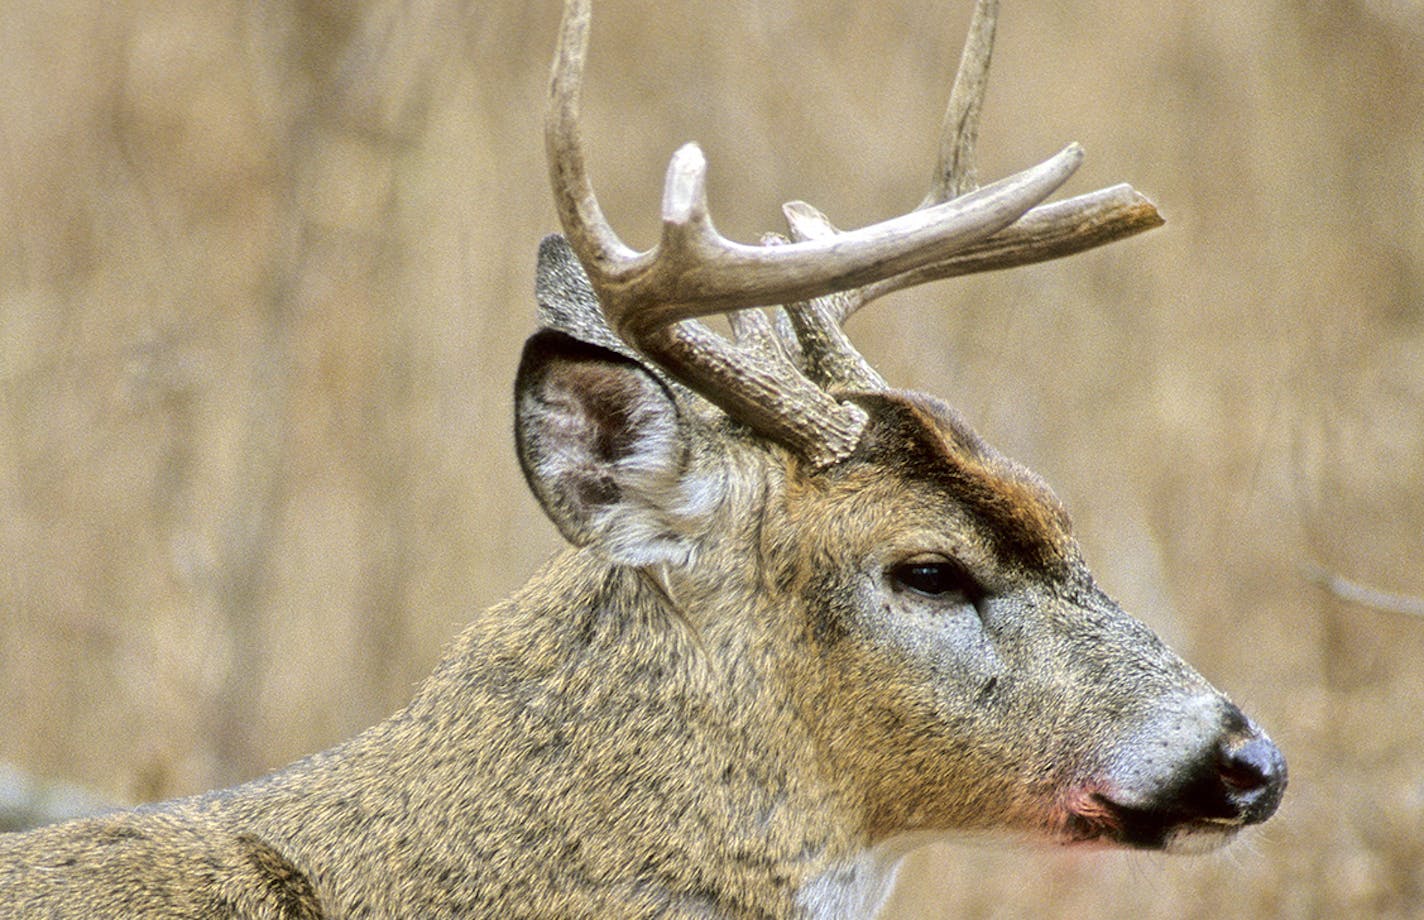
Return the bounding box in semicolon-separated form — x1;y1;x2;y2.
888;558;984;605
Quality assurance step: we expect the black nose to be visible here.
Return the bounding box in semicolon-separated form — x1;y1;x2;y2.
1216;732;1288;824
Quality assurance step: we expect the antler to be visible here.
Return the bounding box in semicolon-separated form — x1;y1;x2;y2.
546;0;1162;467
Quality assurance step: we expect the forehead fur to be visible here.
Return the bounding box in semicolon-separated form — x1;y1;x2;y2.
843;390;1076;574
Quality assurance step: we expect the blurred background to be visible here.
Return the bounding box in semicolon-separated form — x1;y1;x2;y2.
1;0;1420;916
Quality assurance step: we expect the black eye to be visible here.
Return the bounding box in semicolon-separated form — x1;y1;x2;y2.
889;558;983;603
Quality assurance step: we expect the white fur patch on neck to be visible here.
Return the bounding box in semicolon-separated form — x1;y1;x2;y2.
796;833;942;920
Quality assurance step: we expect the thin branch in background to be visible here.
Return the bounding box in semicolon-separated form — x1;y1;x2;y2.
1303;565;1424;619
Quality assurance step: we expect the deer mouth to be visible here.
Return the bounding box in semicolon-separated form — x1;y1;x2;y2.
1055;744;1287;853
1056;792;1248;853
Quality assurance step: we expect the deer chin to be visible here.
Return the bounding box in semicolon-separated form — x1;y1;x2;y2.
1051;788;1244;854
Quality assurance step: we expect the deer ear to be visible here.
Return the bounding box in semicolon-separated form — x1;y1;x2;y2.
515;329;716;566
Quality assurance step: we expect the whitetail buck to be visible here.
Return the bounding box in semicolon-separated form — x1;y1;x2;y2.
0;0;1284;916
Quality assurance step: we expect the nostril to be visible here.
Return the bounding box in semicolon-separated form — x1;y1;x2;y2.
1217;735;1288;822
1219;738;1271;790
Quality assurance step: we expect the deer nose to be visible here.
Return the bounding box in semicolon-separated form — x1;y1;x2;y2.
1216;731;1287;824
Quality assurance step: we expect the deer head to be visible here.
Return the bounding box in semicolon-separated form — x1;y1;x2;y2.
517;0;1284;865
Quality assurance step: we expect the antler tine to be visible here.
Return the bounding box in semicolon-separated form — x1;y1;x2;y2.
859;184;1164;302
926;0;998;205
779;203;888;392
779;0;1003;342
782;184;1164;326
792;0;1162;338
768;0;998;382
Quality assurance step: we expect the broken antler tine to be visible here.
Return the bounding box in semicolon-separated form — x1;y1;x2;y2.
781;200;839;243
925;0;998;206
662;143;712;232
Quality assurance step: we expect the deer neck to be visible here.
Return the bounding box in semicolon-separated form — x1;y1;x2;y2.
334;547;869;915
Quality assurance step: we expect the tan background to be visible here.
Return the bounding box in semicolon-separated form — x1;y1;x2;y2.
2;0;1421;916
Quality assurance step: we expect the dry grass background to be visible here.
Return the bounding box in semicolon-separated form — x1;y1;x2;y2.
1;0;1422;916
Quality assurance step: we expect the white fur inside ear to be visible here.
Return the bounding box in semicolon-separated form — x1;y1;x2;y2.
589;460;724;569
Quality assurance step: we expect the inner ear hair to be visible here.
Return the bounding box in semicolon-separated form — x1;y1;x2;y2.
515;330;703;565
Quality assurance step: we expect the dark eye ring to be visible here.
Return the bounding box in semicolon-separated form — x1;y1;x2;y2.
889;558;984;604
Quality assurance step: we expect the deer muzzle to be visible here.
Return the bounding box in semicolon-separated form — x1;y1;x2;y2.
1060;696;1287;852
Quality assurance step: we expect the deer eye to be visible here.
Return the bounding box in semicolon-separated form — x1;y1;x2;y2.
889;557;984;604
